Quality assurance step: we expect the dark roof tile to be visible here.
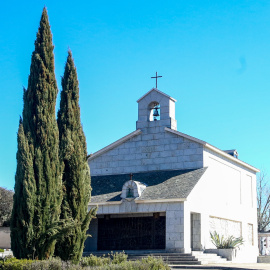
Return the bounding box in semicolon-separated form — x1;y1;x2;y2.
91;168;207;203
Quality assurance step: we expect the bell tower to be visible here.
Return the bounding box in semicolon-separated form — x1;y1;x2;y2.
136;88;177;130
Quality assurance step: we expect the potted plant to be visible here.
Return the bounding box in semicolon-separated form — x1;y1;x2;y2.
209;231;244;261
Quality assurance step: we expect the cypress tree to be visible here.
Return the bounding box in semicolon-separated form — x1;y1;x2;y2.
55;51;95;262
11;8;62;259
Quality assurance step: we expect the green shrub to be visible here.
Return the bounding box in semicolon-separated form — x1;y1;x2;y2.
0;254;169;270
111;252;128;264
0;257;33;270
0;257;83;270
85;257;170;270
28;257;62;270
29;257;83;270
210;231;244;249
98;261;134;270
0;249;4;252
140;256;170;270
80;254;111;267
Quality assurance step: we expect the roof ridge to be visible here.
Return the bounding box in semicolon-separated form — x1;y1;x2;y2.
137;88;176;103
88;129;142;161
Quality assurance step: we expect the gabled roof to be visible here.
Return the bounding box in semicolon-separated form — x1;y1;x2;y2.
137;88;177;103
87;125;259;173
87;129;142;161
90;168;207;203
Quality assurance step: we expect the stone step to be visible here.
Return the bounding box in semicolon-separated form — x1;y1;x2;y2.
83;251;194;257
168;261;201;265
191;251;228;265
170;265;202;269
194;255;221;260
199;257;227;261
85;249;168;254
129;260;201;265
128;256;198;261
127;254;196;258
192;252;219;256
127;253;192;256
200;259;228;265
83;251;229;266
127;253;201;265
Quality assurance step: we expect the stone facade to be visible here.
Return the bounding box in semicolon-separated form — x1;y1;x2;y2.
86;202;184;251
89;88;203;176
89;128;203;176
86;88;259;262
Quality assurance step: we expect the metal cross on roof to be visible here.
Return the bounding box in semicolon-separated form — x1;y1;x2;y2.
151;72;162;88
129;173;133;180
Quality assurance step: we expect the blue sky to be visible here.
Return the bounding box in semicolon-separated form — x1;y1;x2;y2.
0;1;269;190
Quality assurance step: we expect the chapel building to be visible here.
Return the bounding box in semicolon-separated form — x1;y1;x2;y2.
85;88;259;262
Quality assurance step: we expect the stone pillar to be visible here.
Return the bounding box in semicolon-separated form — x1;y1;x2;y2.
165;203;184;251
183;203;191;253
200;212;210;249
191;213;201;250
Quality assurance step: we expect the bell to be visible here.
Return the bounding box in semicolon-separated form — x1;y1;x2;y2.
153;107;159;117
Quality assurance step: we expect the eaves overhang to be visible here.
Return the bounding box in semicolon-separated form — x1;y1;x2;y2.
88;198;186;207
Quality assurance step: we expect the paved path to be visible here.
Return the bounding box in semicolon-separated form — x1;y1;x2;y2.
170;263;270;270
209;263;269;269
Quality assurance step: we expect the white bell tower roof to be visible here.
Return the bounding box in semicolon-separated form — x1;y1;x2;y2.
137;88;176;103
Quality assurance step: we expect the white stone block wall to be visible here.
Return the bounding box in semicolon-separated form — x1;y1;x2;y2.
183;147;258;262
202;147;258;252
87;201;184;251
89;128;203;176
209;216;242;239
208;216;242;249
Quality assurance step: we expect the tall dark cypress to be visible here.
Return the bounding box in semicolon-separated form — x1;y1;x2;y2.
11;8;62;259
55;51;95;262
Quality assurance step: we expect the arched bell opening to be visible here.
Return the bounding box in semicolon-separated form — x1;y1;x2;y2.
126;186;134;198
148;101;160;121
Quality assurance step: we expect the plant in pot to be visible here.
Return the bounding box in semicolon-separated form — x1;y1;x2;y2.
209;231;244;261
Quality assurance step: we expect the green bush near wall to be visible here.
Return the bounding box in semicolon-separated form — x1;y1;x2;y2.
0;253;170;270
0;258;33;270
